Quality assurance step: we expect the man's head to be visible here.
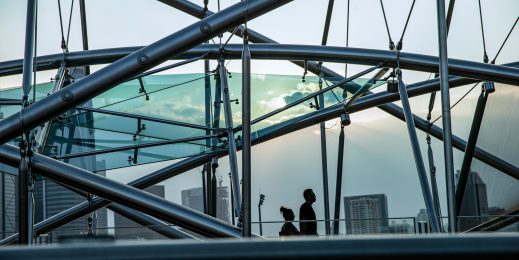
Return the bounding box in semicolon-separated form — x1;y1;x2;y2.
303;189;316;203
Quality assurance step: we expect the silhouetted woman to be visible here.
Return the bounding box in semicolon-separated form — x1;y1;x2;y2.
279;206;300;237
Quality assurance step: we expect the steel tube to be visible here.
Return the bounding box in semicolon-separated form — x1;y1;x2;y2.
0;144;241;238
219;59;242;222
74;106;212;131
333;125;345;235
437;0;457;233
108;204;196;239
79;0;90;75
0;153;218;244
54;134;216;160
59;183;196;239
0;0;293;145
18;0;38;245
2;45;519;85
456;85;490;215
241;39;252;237
397;76;441;233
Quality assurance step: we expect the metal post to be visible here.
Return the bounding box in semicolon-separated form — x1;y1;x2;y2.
258;205;263;236
456;82;493;214
230;173;235;225
242;34;252;237
0;0;293;145
397;71;441;233
318;77;331;236
219;58;242;224
79;0;90;75
204;48;212;215
333;126;344;235
437;0;457;233
211;161;217;218
19;0;37;245
202;165;208;214
333;114;349;235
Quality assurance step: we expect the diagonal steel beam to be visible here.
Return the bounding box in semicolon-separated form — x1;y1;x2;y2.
0;0;293;145
0;144;240;237
0;152;217;245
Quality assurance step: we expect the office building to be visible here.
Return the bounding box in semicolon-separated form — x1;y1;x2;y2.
458;171;489;231
343;194;389;234
114;185;166;240
182;186;230;223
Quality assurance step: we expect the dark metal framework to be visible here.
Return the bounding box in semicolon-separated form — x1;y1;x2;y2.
0;0;518;246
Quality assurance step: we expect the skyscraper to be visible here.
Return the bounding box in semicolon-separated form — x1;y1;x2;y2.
458;171;489;231
114;185;166;240
0;164;17;240
181;186;230;223
344;194;389;235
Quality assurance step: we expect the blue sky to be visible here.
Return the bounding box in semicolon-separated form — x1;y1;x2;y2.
1;0;518;236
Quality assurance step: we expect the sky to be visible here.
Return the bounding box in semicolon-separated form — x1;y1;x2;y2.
0;0;518;237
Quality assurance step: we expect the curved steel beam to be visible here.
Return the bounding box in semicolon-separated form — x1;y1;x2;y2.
1;45;519;85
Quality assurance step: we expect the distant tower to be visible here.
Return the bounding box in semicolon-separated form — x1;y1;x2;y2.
0;164;17;240
343;194;389;234
182;186;230;223
114;185;166;240
458;171;489;231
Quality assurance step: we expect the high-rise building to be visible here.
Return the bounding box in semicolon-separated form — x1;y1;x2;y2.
458;171;489;231
343;194;389;235
114;185;166;240
0;164;17;240
389;220;413;234
181;186;230;223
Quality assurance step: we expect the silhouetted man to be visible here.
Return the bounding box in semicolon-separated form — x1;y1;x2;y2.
299;189;317;236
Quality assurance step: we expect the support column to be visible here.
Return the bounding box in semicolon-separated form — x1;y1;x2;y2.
79;0;90;75
219;58;242;224
318;80;331;236
456;82;493;215
397;70;441;232
333;114;349;235
437;0;457;233
18;0;37;245
241;35;252;237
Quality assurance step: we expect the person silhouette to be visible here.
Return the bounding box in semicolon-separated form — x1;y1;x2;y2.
299;189;318;236
279;206;300;237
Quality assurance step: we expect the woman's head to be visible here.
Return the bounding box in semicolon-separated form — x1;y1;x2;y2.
280;206;295;221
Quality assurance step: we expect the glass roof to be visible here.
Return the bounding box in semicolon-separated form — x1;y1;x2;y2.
0;72;384;172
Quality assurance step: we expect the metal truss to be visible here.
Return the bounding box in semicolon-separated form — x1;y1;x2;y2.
1;0;518;245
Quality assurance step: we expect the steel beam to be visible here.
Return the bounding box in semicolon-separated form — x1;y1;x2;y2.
333;123;345;235
79;0;90;75
0;144;241;238
456;82;493;215
74;106;213;131
318;1;335;234
241;37;252;237
397;73;440;232
219;58;242;223
54;134;216;160
437;0;457;233
0;153;218;245
2;45;519;85
18;0;37;245
0;0;293;145
59;183;196;239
